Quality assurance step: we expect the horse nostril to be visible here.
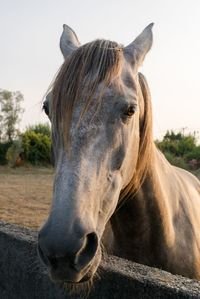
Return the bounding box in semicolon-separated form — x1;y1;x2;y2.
85;232;98;257
74;232;98;271
38;228;98;274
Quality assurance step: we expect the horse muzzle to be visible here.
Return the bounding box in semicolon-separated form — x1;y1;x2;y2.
37;227;100;283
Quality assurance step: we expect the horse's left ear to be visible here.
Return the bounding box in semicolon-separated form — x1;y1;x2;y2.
60;24;81;59
124;23;154;68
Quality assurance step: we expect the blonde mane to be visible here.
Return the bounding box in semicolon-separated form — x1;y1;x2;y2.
119;73;153;202
51;39;123;147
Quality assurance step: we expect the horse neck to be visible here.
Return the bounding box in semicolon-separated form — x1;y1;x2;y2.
109;144;175;264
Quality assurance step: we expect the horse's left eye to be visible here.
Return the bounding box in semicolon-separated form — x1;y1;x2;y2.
43;103;49;116
124;105;137;117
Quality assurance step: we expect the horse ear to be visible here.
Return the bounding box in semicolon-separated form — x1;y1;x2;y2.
124;23;154;68
60;24;81;59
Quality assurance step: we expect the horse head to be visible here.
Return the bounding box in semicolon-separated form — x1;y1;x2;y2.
38;23;153;284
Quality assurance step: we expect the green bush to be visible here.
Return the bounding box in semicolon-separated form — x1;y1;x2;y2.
156;131;196;158
157;139;179;156
163;151;188;169
22;130;51;165
156;130;200;169
0;142;12;165
6;140;23;167
26;123;51;138
185;146;200;161
177;135;196;156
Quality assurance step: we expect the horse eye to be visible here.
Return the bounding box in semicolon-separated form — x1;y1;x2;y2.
124;105;137;117
43;103;49;116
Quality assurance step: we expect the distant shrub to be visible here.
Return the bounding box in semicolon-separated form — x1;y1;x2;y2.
156;140;179;156
177;135;196;156
0;142;12;165
163;151;188;169
22;130;51;165
6;139;23;167
156;131;196;157
156;130;200;170
185;146;200;161
26;123;51;137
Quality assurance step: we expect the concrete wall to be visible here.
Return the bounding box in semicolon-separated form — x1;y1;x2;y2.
0;221;200;299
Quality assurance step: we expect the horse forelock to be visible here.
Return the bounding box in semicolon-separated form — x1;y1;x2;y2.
51;39;123;148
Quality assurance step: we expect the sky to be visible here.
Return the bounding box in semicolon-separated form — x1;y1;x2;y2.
0;0;200;140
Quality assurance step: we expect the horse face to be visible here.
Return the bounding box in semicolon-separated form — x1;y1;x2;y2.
38;24;153;284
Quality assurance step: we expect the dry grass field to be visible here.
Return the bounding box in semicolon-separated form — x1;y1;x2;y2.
0;166;199;230
0;166;54;229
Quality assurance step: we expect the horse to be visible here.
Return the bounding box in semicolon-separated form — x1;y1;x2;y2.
38;24;200;286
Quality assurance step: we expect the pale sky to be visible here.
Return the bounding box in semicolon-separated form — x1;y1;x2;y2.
0;0;200;140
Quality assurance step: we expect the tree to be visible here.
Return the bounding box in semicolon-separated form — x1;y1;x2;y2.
0;89;24;142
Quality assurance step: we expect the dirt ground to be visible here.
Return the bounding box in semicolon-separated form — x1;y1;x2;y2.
0;166;54;229
0;166;200;230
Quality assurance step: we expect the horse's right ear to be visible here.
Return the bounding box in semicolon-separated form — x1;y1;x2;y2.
60;24;81;59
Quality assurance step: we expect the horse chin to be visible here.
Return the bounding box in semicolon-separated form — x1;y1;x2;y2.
49;248;102;286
